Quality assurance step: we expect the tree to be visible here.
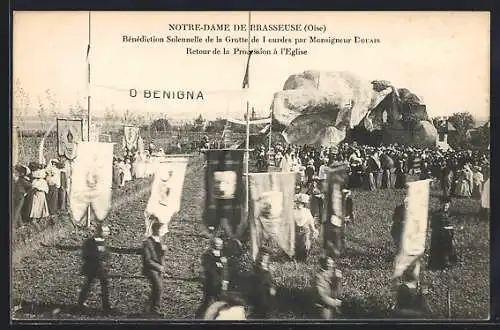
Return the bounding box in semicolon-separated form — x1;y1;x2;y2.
13;79;30;127
150;118;171;132
122;109;138;124
37;96;49;131
205;117;227;133
447;112;475;149
193;114;205;131
45;89;59;119
69;94;87;119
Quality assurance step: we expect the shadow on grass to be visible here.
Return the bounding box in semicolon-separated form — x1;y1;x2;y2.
107;273;200;283
274;287;317;318
12;300;122;318
341;295;394;319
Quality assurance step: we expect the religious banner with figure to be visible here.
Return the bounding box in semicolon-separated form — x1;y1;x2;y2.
324;164;349;257
144;158;188;237
57;119;84;160
249;172;296;261
393;179;430;279
204;149;245;238
123;125;140;151
69;142;113;227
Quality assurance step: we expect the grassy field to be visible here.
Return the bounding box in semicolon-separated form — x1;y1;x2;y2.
11;155;489;320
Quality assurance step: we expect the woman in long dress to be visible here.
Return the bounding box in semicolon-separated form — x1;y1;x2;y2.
472;166;484;198
30;168;50;221
123;158;133;183
294;193;319;262
45;160;60;215
453;168;471;198
58;161;68;211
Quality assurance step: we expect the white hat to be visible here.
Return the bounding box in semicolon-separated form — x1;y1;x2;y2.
294;193;310;205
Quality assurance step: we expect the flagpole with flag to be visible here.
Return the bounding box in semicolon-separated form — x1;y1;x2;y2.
243;11;252;224
86;11;91;143
86;11;92;228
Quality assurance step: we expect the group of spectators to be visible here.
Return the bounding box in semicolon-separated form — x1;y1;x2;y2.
255;142;489;199
12;158;70;231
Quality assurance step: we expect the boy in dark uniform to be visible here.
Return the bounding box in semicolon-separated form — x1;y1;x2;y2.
199;237;229;314
428;197;457;270
342;189;354;224
142;221;166;316
78;225;113;313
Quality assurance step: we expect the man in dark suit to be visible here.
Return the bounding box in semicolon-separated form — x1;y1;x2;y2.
78;224;113;313
428;197;457;270
200;237;229;313
12;165;32;229
315;255;342;319
391;198;408;253
249;248;276;319
142;220;166;316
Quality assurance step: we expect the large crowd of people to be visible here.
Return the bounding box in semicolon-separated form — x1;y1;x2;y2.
255;142;489;198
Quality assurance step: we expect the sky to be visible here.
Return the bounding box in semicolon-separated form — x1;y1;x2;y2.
13;11;490;122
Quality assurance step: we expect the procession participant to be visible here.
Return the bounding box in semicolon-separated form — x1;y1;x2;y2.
305;159;316;186
472;166;484;198
78;224;113;313
318;158;329;181
248;248;276;319
394;154;407;189
112;158;121;188
57;159;68;211
342;189;354;224
380;151;395;189
294;193;319;262
480;176;490;222
308;177;324;224
123;158;133;184
428;197;457;270
391;197;408;253
118;158;126;187
441;160;454;199
45;159;61;216
419;160;432;180
454;166;471;198
366;150;381;191
314;255;342;319
199;237;229;313
348;149;363;188
29;165;50;224
12;165;32;229
142;221;166;316
203;293;247;320
393;262;427;317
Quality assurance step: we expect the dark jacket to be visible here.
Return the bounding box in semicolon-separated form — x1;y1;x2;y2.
391;204;406;250
142;237;165;275
250;267;275;314
201;250;228;296
81;237;110;276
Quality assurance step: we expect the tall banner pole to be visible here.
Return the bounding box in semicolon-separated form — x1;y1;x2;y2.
268;109;272;152
244;11;251;224
86;11;92;228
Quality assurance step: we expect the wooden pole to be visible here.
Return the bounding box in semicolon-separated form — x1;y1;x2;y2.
244;11;251;229
87;11;92;228
268;110;272;152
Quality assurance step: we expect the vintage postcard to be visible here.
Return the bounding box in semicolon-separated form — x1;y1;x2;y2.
11;11;490;321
